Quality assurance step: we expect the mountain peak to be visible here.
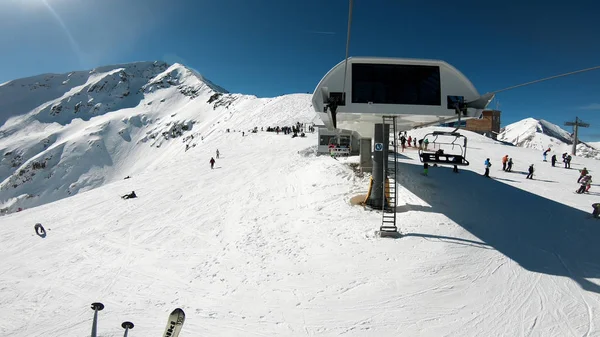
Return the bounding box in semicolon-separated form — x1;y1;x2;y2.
498;117;600;159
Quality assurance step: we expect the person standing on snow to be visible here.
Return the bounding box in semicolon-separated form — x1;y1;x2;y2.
543;148;550;161
407;135;412;147
216;149;220;159
210;157;216;169
551;154;557;167
526;164;534;179
483;158;492;177
502;155;509;171
506;158;514;172
400;135;406;152
565;155;572;169
578;167;589;183
424;138;430;151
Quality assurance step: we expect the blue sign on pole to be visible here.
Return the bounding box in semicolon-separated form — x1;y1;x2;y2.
374;143;383;151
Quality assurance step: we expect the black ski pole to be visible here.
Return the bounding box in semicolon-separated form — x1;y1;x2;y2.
121;321;134;337
90;302;104;337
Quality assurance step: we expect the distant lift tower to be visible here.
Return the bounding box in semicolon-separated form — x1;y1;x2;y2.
565;117;590;156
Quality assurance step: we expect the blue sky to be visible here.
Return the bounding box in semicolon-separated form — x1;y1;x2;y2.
1;0;599;140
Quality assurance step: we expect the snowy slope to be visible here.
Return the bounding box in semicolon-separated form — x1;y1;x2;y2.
1;111;600;337
0;63;315;214
498;117;600;159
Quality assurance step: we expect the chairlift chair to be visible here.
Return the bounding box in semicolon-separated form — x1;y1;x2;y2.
418;105;470;166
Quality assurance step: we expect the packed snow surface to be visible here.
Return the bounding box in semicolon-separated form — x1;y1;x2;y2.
0;64;600;336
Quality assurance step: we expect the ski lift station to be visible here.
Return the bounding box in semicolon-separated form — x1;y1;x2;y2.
312;56;494;237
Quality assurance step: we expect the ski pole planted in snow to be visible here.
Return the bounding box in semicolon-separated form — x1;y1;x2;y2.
121;321;134;337
90;302;104;337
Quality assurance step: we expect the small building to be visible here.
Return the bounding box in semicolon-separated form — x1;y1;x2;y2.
317;126;360;155
464;110;501;139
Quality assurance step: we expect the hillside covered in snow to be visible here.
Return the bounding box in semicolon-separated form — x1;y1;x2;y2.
498;117;600;159
1;122;600;336
0;62;316;214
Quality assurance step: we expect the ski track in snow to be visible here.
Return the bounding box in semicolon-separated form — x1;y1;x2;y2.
0;87;599;335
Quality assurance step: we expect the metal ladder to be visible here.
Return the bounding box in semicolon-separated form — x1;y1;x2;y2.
380;116;399;236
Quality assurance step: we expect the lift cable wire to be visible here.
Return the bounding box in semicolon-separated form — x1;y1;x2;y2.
341;0;354;100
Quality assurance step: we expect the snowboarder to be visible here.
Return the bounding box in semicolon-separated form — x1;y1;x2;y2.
216;149;220;159
483;158;492;177
551;154;557;167
122;191;137;199
210;157;216;169
506;158;514;172
502;155;509;171
526;164;534;179
34;223;46;236
578;167;589;183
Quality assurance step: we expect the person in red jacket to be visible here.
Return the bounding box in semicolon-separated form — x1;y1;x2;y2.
210;157;215;169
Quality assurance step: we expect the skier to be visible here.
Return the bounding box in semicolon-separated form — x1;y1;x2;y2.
483;158;492;177
210;157;216;169
216;149;220;159
586;176;593;193
400;135;406;152
543;148;550;161
526;164;534;179
551;154;557;167
577;175;592;194
592;203;600;218
565;155;572;169
407;135;412;147
501;155;509;171
506;158;514;172
578;167;589;183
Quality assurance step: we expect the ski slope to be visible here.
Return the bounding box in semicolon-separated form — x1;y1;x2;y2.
1;119;600;336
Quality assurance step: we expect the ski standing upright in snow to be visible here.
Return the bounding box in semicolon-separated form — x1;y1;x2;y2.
162;308;185;337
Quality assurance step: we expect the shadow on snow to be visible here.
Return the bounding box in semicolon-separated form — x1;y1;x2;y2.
392;159;600;294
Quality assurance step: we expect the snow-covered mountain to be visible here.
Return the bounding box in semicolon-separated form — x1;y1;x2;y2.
1;63;600;336
498;117;600;159
0;62;316;214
